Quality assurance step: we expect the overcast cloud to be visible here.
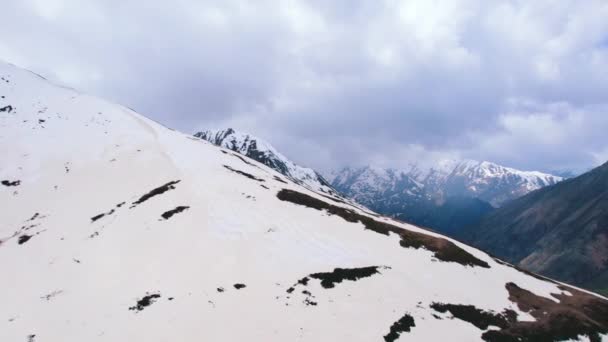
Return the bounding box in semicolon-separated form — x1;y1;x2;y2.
2;0;607;173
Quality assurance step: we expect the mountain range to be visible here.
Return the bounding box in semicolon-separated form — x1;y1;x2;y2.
2;60;607;341
329;162;562;209
194;129;563;236
328;163;562;234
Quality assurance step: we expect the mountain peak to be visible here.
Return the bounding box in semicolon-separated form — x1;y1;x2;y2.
194;128;335;194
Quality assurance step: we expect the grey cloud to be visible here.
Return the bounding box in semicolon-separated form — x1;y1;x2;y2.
1;0;607;173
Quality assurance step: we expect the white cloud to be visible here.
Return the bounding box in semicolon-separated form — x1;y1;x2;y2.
466;100;608;172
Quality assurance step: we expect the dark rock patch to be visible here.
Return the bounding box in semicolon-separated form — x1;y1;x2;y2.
285;268;383;307
0;105;13;113
431;283;608;342
285;280;318;306
20;223;39;231
233;283;246;290
2;180;21;187
130;180;181;208
160;206;190;220
27;213;39;221
230;153;256;166
217;287;225;293
301;289;317;306
129;293;161;312
260;184;269;189
286;277;310;293
483;282;608;342
18;234;32;245
384;313;416;342
303;298;317;306
90;213;104;222
277;189;490;268
38;119;45;124
223;165;264;182
430;303;516;331
116;202;126;208
309;266;388;289
41;290;63;301
27;334;36;342
91;209;115;222
273;176;288;184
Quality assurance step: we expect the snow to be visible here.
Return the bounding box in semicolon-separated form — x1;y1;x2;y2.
330;160;563;208
195;128;335;195
0;60;605;342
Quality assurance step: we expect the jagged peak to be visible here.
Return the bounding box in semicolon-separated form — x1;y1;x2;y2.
194;127;335;194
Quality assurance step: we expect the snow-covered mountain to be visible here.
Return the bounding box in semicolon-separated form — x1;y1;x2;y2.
1;60;607;341
446;161;564;207
330;161;563;209
194;128;335;195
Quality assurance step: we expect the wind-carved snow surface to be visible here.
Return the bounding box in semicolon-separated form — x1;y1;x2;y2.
1;61;607;342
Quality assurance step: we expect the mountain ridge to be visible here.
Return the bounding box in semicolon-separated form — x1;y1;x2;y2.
330;161;562;209
195;128;336;195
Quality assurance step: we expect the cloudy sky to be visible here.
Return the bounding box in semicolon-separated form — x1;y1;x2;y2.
2;0;608;174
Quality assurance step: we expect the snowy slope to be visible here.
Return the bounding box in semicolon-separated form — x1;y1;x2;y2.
1;61;607;342
195;128;335;195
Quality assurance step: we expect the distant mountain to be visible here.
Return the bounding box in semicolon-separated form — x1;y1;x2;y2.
328;162;561;234
444;161;563;207
330;161;562;208
463;161;608;294
195;128;336;195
